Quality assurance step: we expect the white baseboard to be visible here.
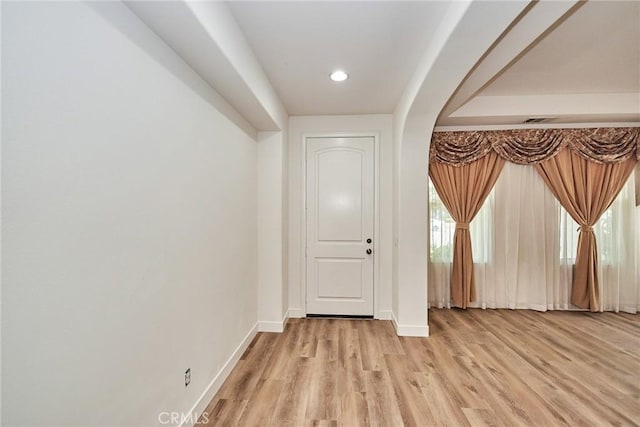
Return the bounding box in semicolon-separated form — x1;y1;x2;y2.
391;311;429;337
258;311;289;333
288;307;305;318
181;323;258;427
377;310;393;320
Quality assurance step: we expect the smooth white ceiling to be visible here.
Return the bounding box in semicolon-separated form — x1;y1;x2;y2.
436;0;640;126
483;0;640;96
139;1;640;126
227;1;450;116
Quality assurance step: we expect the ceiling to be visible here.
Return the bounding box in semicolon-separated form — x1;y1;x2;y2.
227;1;450;116
130;1;639;129
437;0;640;126
483;0;639;97
228;0;639;126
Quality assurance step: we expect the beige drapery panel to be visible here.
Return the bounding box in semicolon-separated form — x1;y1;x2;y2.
536;150;637;311
430;127;639;310
429;153;505;308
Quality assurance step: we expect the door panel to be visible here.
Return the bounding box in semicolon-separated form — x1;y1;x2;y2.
306;137;374;316
316;258;364;298
317;150;363;242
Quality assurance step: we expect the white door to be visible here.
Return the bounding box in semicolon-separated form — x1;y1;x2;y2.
306;137;374;316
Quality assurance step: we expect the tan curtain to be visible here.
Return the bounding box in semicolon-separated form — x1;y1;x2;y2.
535;149;637;311
429;152;505;308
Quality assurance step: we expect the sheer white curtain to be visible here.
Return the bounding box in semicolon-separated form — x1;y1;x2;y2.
428;162;639;313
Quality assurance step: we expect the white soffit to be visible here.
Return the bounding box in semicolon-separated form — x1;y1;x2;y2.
126;1;283;132
227;1;450;116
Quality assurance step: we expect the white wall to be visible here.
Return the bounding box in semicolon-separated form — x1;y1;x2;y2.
257;130;288;331
391;1;473;337
288;115;393;319
0;1;3;421
2;2;259;425
392;0;529;336
281;127;289;324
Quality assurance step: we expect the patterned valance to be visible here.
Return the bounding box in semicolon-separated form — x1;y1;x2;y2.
430;127;640;166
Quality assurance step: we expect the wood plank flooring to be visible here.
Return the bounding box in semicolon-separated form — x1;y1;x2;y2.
200;309;640;426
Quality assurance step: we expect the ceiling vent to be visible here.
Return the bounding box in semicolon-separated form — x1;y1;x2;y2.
522;117;551;124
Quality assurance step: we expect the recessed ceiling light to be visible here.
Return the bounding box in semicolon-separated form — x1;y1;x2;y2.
330;70;348;82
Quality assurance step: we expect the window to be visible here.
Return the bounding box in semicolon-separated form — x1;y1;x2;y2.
428;178;492;263
428;179;454;262
430;170;630;266
429;162;637;312
559;195;624;265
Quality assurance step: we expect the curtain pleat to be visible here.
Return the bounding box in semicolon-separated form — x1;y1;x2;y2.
429;153;505;308
569;128;640;163
430;127;639;166
491;129;566;165
535;149;637;311
430;131;493;165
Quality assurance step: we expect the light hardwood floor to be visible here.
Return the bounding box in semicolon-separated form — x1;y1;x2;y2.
200;309;640;426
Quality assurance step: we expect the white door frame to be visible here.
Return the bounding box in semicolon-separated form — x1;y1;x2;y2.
301;132;381;318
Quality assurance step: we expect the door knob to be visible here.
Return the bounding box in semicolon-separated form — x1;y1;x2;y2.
366;249;372;255
366;238;372;244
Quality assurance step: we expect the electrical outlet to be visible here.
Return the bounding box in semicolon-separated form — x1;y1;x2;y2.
185;368;191;387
